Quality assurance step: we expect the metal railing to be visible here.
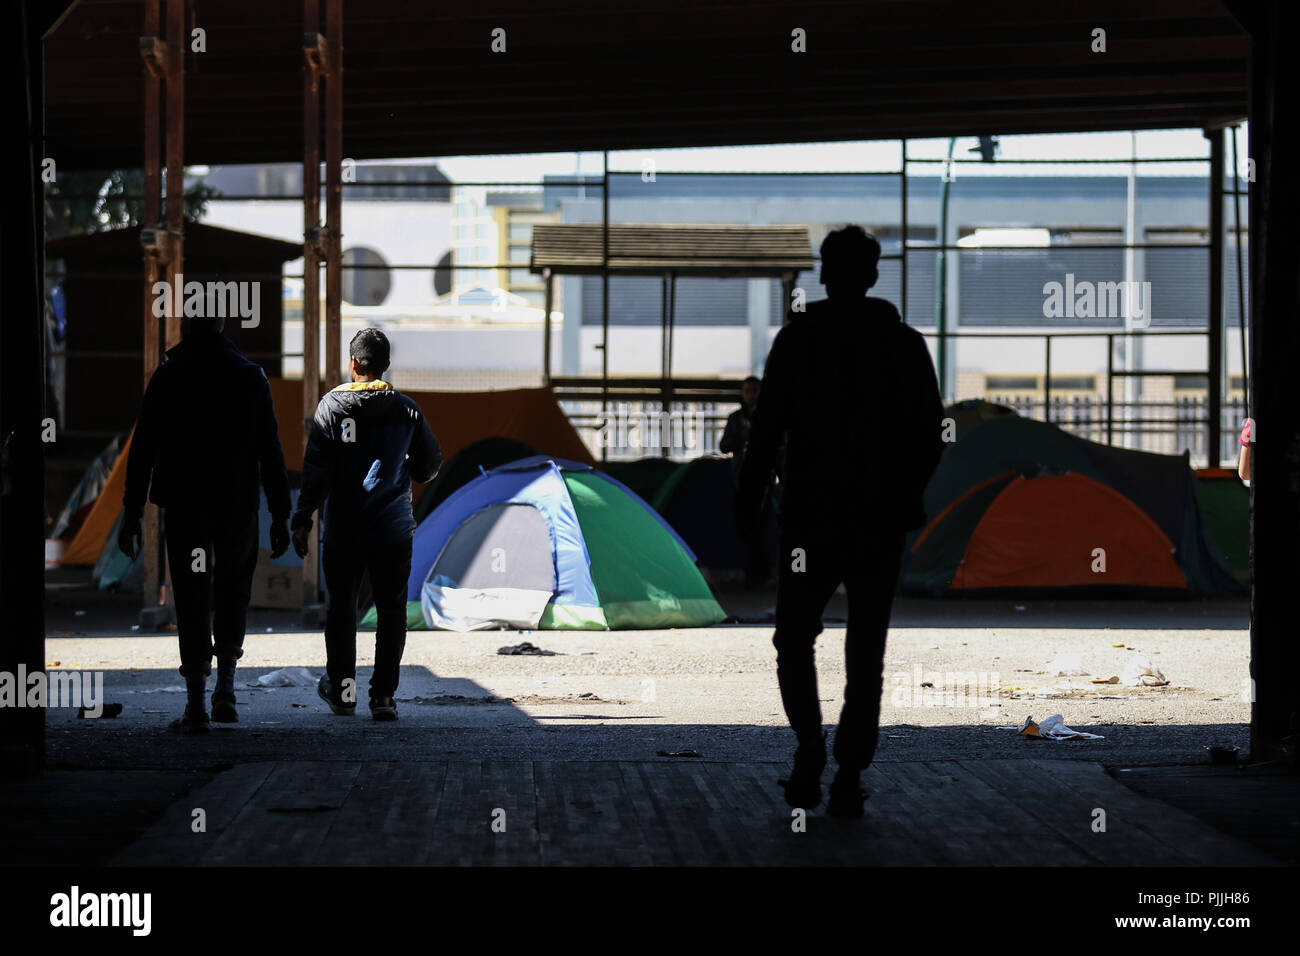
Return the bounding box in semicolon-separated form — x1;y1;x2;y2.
552;328;1246;467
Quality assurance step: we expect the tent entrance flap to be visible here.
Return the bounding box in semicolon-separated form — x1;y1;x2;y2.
421;503;556;630
422;582;553;632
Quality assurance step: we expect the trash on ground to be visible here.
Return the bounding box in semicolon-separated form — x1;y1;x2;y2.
1120;656;1169;686
255;666;317;688
1112;642;1126;648
497;641;556;656
1007;714;1104;740
78;703;123;719
577;691;602;700
657;749;701;758
1050;655;1087;676
1091;675;1120;684
1207;745;1240;765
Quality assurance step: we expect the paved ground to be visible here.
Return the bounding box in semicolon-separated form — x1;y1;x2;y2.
9;585;1289;867
41;619;1251;769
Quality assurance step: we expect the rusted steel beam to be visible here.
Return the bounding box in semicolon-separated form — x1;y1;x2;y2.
163;0;184;348
301;0;322;607
323;0;343;390
139;0;164;614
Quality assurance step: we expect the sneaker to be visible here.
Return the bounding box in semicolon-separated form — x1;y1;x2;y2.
169;704;211;734
826;770;868;819
777;732;827;809
317;675;356;716
369;696;398;722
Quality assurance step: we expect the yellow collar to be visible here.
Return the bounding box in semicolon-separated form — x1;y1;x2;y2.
331;380;393;392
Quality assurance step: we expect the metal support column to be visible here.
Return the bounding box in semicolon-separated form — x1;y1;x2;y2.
138;0;165;616
162;0;184;349
1207;128;1225;467
542;268;553;386
301;0;324;607
323;0;343;390
600;149;610;463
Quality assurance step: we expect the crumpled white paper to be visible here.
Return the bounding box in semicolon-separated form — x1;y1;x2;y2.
999;714;1105;740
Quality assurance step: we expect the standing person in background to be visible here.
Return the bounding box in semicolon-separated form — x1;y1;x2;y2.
722;376;772;588
119;313;292;733
736;225;945;818
1239;417;1253;485
292;329;441;722
720;375;761;484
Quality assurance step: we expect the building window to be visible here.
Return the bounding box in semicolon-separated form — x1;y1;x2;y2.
986;375;1037;392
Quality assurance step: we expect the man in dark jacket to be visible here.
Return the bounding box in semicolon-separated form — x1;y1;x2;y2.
736;225;945;818
120;315;292;733
719;375;761;483
291;328;441;721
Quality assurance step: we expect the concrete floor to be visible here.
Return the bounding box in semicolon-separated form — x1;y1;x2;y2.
10;584;1286;868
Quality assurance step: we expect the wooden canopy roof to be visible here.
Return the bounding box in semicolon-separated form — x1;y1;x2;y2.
529;223;814;276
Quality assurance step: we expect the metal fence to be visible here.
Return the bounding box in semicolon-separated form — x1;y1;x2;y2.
560;393;1246;466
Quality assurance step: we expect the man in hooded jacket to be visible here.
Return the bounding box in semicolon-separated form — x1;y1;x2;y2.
292;328;441;721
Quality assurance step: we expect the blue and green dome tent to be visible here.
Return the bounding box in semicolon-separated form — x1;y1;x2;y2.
363;455;726;631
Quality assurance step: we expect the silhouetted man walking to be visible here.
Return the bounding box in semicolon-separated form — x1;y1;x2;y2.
120;314;292;733
292;328;440;721
736;226;944;817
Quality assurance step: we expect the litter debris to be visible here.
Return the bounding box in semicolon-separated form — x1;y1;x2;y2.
497;641;556;656
577;691;602;700
1006;714;1104;740
1120;656;1169;686
1091;676;1120;684
78;703;123;719
255;667;317;688
1112;643;1126;648
1049;655;1087;676
46;661;61;667
657;749;701;758
1207;745;1240;765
